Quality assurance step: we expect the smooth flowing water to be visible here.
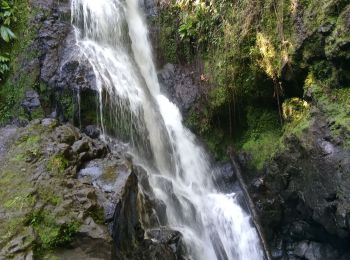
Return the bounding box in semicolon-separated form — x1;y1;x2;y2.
71;0;264;259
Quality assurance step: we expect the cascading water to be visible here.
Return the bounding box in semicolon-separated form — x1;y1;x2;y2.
71;0;264;259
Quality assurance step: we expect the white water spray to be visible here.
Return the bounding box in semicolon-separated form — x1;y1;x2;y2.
72;0;264;259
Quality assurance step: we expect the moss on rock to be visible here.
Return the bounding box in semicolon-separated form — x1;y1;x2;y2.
0;120;112;259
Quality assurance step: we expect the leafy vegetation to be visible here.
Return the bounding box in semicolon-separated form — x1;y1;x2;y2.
28;210;80;255
0;0;17;81
0;0;42;124
48;154;69;175
158;0;350;168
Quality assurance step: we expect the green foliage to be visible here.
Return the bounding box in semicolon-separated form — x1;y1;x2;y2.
159;0;350;165
305;70;350;146
11;132;42;162
0;24;15;42
0;0;17;42
0;169;34;245
47;154;69;175
177;1;221;49
90;206;105;225
0;0;41;124
282;98;310;122
28;210;80;255
0;0;17;80
0;52;9;75
282;109;310;139
237;107;282;170
38;189;63;206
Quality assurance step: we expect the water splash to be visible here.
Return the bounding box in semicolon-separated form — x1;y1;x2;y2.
71;0;264;259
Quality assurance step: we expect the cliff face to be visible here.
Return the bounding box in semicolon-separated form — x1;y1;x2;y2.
249;108;350;259
154;0;350;259
0;0;98;126
247;3;350;258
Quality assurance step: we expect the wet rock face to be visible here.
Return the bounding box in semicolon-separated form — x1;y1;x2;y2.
212;162;237;193
16;0;99;125
249;109;350;259
21;90;41;114
83;125;101;139
158;63;202;116
141;0;157;18
78;155;186;260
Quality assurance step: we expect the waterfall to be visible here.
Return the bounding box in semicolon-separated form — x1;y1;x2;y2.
71;0;264;259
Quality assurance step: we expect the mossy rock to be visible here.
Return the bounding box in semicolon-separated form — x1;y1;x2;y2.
0;121;112;258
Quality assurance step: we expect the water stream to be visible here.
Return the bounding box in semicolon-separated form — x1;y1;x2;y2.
71;0;264;259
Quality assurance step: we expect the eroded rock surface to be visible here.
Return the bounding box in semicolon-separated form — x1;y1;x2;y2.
158;63;203;116
247;108;350;259
78;148;187;260
0;120;114;259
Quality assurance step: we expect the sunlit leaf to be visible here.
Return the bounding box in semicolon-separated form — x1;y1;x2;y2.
0;25;16;42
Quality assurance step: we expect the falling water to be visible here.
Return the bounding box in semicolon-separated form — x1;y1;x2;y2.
71;0;264;259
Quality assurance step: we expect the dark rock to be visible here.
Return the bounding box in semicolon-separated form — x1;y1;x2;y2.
0;121;114;259
141;0;157;18
251;178;265;192
237;151;253;169
54;55;97;92
146;228;187;258
289;221;311;240
134;165;168;226
83;125;100;139
88;140;108;159
72;138;90;154
158;64;201;115
153;199;168;226
54;217;113;259
54;124;80;145
112;170;141;253
0;126;18;159
18;0;99;126
212;162;237;193
57;143;73;159
78;156;184;260
21;90;41;116
294;240;309;258
251;109;350;257
304;241;339;260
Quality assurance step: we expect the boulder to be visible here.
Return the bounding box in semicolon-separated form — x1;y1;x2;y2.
146;228;187;259
212;162;237;193
83;125;100;139
54;124;80;145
